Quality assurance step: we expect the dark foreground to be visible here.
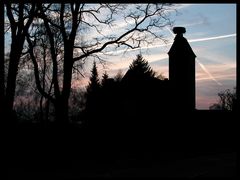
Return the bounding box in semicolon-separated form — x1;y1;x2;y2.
7;111;237;178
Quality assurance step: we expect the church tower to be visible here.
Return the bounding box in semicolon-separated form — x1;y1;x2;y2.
168;27;196;111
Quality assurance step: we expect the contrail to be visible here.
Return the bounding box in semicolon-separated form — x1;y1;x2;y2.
166;31;227;86
166;26;175;37
197;74;235;81
103;33;235;55
196;58;222;86
188;34;236;43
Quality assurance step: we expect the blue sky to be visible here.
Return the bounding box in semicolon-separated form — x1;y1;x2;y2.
4;4;236;109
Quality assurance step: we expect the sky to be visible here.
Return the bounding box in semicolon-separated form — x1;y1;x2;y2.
85;3;236;110
4;4;236;110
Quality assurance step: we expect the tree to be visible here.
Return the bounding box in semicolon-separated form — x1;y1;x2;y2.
124;54;156;81
101;71;109;87
3;3;36;122
0;3;4;117
14;3;174;124
25;7;65;124
209;88;236;111
26;30;55;123
68;88;86;123
84;61;101;124
87;61;101;94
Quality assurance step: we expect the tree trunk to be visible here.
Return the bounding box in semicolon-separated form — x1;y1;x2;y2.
54;73;73;125
0;3;4;117
5;45;22;122
39;96;44;123
54;42;74;125
54;96;69;126
45;99;50;122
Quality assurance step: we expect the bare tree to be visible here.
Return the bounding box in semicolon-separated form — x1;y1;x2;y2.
3;3;36;122
209;88;237;111
0;3;4;116
26;3;174;124
28;19;59;123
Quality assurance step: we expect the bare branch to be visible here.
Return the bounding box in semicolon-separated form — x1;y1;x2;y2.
26;34;55;103
38;4;61;98
73;66;85;78
60;3;67;41
73;3;173;62
5;3;17;34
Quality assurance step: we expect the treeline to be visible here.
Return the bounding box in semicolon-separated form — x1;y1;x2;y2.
12;54;173;129
82;54;172;130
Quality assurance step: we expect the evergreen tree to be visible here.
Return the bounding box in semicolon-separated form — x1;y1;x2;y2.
87;61;101;93
127;54;155;80
85;61;101;123
101;71;109;87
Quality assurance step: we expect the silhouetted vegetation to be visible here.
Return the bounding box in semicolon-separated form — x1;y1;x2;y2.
83;54;173;131
126;54;156;79
3;4;36;123
3;3;176;125
209;87;237;111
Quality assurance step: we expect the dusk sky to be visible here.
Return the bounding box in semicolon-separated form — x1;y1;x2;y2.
4;3;236;110
82;3;236;109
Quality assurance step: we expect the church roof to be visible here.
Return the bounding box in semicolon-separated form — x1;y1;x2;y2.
168;27;196;58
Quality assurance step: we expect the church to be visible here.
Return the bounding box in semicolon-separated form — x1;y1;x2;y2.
168;27;196;111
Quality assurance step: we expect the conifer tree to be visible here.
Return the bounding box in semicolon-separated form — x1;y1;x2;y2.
87;61;100;93
125;54;155;80
85;61;101;120
101;71;109;87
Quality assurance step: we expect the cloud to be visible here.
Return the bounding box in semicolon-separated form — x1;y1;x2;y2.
176;4;193;9
176;12;210;28
196;77;235;109
108;53;168;70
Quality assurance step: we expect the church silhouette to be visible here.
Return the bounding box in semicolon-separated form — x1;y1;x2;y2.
168;27;196;111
